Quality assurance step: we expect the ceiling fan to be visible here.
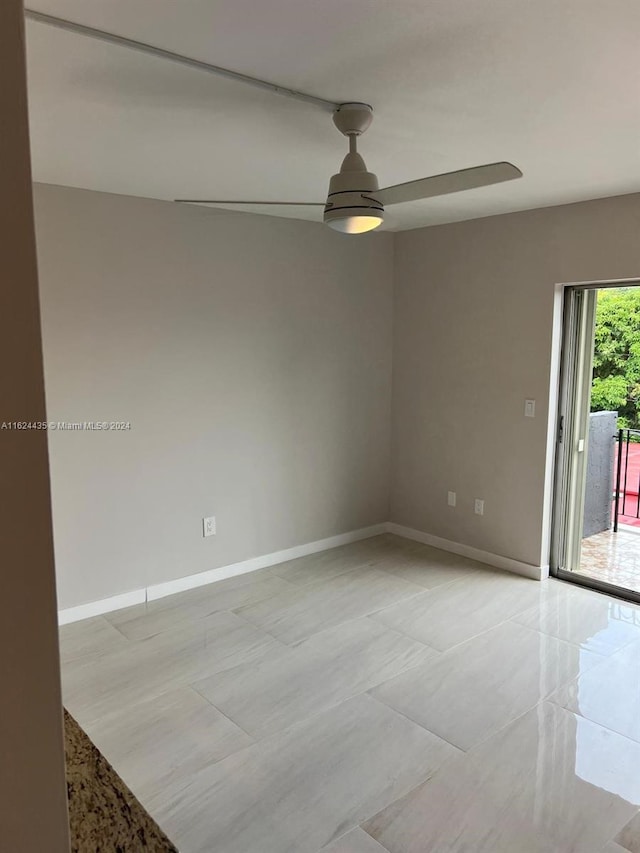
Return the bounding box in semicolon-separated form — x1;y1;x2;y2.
25;10;523;234
176;103;522;234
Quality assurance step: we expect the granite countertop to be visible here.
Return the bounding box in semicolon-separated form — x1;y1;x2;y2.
64;709;178;852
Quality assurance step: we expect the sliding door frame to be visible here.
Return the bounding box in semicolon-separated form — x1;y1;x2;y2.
550;278;640;604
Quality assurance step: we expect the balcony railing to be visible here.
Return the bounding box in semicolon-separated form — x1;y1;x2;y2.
613;428;640;531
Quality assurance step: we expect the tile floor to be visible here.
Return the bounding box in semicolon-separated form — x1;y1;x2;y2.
60;534;640;853
580;527;640;593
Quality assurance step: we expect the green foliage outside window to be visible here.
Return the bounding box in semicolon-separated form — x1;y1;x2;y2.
592;288;640;429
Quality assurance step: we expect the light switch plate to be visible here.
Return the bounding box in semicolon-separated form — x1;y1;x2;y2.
525;399;536;418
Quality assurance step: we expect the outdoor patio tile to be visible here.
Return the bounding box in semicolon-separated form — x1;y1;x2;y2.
579;529;640;595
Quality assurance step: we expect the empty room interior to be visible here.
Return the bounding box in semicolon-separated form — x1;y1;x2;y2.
6;0;640;851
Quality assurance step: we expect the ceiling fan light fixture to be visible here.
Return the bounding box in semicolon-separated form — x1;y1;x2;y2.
323;149;384;235
325;213;384;234
323;187;384;233
324;189;384;233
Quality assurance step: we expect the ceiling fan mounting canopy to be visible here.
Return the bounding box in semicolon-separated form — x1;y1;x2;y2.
332;102;374;136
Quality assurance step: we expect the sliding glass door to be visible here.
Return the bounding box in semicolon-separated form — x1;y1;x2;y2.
551;281;640;602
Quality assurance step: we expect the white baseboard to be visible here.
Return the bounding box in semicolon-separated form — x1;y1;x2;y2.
146;523;387;602
58;520;547;625
58;523;387;624
386;522;549;581
58;588;146;626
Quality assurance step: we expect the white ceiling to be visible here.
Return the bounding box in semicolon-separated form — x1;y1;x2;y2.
25;0;640;231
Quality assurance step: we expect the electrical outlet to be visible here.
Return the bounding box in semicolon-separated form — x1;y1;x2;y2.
448;491;456;507
474;499;484;516
203;516;216;537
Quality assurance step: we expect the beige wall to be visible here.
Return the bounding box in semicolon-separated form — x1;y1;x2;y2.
34;185;394;610
34;174;640;608
391;192;640;568
0;3;69;850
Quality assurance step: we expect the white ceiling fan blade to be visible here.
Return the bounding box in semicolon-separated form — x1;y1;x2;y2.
377;162;522;206
175;200;324;206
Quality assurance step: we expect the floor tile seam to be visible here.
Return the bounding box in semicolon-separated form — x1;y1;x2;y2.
504;617;616;658
67;617;291;706
535;696;640;736
62;614;133;645
357;760;463;838
101;569;297;628
445;698;640;840
217;607;293;647
231;587;431;647
370;629;609;703
431;609;588;655
330;563;434;596
464;699;567;756
546;690;640;748
371;563;480;593
147;692;409;794
351;760;461;848
279;612;414;649
318;826;394;853
505;587;568;624
369;686;557;757
511;615;640;658
275;611;440;653
107;616;286;665
359;615;442;656
335;651;445;709
230;568;427;616
123;578;308;642
359;587;436;620
105;617;139;642
364;692;466;755
369;607;551;655
191;651;440;744
272;557;381;586
60;643;132;667
609;829;637;853
187;682;258;742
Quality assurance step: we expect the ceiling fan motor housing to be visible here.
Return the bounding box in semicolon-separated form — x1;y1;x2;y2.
324;151;384;232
